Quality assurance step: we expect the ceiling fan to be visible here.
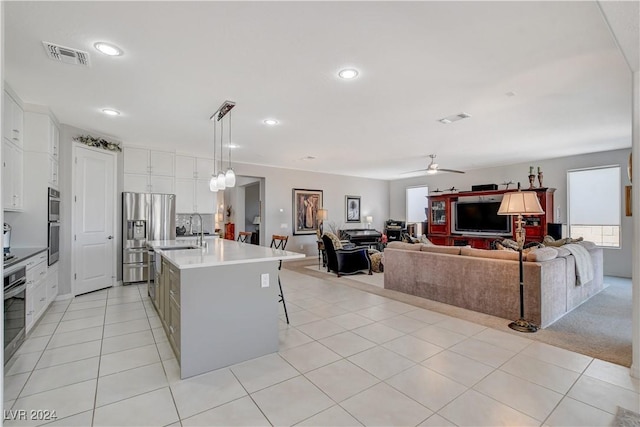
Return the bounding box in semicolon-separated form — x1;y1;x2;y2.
411;154;465;175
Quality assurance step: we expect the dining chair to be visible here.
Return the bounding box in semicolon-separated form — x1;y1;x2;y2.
237;231;252;243
270;234;290;324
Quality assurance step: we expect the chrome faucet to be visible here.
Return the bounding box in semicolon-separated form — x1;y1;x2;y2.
189;213;204;247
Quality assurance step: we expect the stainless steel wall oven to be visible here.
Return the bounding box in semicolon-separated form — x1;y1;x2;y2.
48;187;60;266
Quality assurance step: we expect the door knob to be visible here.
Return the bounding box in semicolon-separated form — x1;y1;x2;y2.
107;235;113;240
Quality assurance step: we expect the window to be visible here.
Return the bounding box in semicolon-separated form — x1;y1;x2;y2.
568;166;620;248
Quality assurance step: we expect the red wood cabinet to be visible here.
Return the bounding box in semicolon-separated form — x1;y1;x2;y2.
427;188;555;247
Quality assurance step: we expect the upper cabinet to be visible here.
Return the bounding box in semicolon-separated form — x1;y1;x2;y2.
23;111;60;189
175;155;214;180
124;147;175;193
3;92;24;148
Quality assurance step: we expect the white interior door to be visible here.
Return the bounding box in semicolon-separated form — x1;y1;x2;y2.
74;146;115;295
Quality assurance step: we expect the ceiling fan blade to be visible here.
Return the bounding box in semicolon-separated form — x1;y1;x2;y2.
401;168;430;174
437;168;466;174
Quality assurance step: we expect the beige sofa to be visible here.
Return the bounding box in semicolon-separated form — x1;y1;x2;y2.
383;242;604;328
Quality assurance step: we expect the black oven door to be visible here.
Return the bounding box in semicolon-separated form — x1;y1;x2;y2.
48;222;60;266
4;269;26;362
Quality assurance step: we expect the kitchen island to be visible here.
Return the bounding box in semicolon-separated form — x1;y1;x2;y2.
147;238;304;379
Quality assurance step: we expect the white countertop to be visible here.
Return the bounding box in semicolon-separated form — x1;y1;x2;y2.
149;238;305;269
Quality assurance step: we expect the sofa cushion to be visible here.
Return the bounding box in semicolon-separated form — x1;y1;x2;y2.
461;247;519;261
525;247;558;262
386;241;422;251
421;245;463;255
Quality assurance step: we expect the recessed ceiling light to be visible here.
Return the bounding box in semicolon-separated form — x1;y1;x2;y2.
94;42;123;56
228;143;239;149
102;108;120;116
263;119;279;126
338;68;359;79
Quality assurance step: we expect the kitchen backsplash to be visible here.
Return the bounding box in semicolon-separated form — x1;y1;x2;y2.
176;214;215;234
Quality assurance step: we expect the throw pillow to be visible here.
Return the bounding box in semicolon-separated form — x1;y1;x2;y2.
370;252;384;273
542;235;584;247
525;247;558;262
324;232;343;250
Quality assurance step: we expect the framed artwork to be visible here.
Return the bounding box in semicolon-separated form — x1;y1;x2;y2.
345;195;361;223
293;189;323;235
626;185;632;216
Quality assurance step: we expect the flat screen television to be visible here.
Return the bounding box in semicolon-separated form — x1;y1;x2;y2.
452;196;512;236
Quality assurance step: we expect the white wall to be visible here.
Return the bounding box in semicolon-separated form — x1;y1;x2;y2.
389;148;632;277
232;162;390;256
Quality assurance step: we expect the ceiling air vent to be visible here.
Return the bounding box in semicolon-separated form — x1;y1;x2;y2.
42;42;90;67
438;112;472;124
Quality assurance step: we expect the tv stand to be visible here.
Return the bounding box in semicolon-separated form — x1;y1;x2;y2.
427;188;555;249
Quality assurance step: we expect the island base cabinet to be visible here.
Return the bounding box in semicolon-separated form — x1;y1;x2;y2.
167;261;280;379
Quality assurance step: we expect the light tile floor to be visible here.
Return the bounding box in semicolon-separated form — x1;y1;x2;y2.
4;267;639;426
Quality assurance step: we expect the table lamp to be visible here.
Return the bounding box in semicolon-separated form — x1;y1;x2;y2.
317;209;328;235
497;186;544;333
365;216;373;229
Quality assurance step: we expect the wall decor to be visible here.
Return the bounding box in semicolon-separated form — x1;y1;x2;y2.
293;189;323;235
626;185;632;216
73;135;122;152
345;195;361;223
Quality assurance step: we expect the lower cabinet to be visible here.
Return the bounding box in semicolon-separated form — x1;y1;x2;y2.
24;251;49;333
157;257;181;362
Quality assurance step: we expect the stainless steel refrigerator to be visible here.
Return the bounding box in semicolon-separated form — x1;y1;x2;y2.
122;192;176;284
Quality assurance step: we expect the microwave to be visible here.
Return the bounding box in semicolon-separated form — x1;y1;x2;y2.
48;187;60;222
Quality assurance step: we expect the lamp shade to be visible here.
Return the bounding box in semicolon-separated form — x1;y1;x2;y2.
216;172;226;190
209;175;218;192
317;209;328;221
365;215;373;224
225;168;236;187
253;216;261;225
498;191;544;215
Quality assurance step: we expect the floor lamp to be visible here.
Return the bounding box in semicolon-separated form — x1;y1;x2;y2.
497;187;544;333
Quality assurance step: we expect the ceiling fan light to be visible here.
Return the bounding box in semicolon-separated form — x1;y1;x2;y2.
209;175;218;192
225;168;236;187
426;169;438;175
216;172;226;190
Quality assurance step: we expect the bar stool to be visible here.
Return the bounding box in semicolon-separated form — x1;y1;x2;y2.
270;235;290;324
237;231;252;243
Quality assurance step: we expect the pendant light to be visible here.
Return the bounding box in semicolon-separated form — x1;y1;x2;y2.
210;101;236;191
216;116;227;190
224;109;236;187
209;114;218;192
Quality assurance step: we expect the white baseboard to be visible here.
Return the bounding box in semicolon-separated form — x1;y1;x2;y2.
55;293;73;301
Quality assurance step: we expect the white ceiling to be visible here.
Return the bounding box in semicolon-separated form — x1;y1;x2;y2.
4;1;636;180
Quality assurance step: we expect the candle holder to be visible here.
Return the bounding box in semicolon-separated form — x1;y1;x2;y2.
528;174;536;189
537;171;544;188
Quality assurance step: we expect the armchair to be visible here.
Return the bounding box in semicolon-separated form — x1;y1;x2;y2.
322;234;372;277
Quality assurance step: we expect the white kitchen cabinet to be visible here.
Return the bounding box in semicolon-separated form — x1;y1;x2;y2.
124;147;150;174
23;112;59;189
150;151;174;176
124;148;175;192
175;178;196;213
151;175;174;193
196;179;216;214
2;140;24;211
3;91;24;148
47;264;59;305
175;155;196;179
196;158;214;179
23;252;49;332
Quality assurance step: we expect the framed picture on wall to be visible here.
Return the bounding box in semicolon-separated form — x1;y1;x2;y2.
345;195;361;223
293;189;323;235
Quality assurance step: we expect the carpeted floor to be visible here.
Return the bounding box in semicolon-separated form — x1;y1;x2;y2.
297;262;632;367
